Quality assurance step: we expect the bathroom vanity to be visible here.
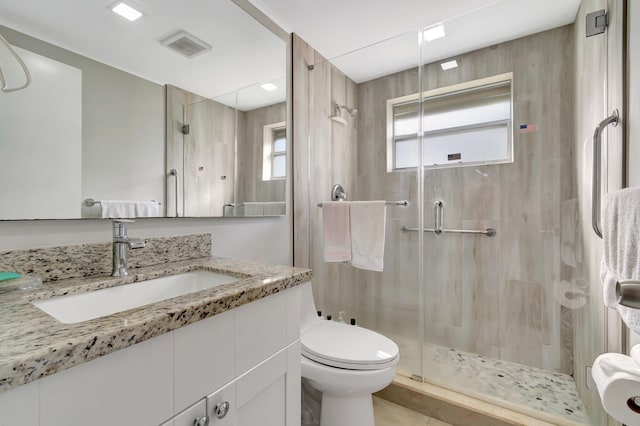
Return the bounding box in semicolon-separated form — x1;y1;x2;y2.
0;246;311;426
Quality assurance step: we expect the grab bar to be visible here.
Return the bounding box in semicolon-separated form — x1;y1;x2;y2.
317;200;408;207
168;169;179;218
592;109;619;238
402;199;496;237
401;226;497;237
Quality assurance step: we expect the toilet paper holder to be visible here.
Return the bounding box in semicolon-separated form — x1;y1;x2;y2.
615;280;640;309
628;397;640;413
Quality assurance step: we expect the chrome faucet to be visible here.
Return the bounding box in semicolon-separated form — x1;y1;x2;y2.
112;219;145;277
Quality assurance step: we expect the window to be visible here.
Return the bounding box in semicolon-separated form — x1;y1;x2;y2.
386;73;513;171
262;121;286;180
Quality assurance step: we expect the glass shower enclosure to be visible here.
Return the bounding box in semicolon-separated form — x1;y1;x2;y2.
296;3;604;424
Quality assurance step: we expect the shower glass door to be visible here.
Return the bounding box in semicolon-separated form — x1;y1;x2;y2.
304;30;425;379
419;8;590;424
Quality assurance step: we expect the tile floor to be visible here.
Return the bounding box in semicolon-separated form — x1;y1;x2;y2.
373;396;453;426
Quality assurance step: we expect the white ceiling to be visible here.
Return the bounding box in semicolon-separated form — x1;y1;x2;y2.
0;0;582;106
250;0;582;83
0;0;286;110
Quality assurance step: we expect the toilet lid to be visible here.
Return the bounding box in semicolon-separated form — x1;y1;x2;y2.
301;320;399;370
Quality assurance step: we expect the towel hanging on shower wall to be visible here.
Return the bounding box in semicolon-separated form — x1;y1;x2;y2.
0;33;31;93
350;201;386;272
600;186;640;333
321;201;352;262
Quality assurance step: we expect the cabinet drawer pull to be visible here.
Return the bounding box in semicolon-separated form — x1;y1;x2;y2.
215;401;230;419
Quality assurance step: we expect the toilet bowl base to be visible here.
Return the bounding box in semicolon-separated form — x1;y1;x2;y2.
320;393;374;426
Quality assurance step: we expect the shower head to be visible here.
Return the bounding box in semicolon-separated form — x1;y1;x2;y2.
331;115;348;126
330;104;348;125
340;105;358;117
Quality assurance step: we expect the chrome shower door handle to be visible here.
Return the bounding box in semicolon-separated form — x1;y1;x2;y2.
591;109;619;238
434;200;443;234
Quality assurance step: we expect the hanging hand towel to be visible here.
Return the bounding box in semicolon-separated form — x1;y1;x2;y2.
322;201;352;262
101;200;160;218
350;201;386;271
600;186;640;334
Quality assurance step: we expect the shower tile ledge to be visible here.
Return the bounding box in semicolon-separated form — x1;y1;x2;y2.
0;256;311;394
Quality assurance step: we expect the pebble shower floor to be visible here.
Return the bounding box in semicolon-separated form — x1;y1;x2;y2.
424;344;589;424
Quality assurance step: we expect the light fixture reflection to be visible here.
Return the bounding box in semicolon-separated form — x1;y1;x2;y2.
111;2;143;22
424;24;446;42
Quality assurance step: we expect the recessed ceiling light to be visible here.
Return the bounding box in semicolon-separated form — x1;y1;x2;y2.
260;83;278;91
440;60;458;70
111;2;143;22
424;24;446;42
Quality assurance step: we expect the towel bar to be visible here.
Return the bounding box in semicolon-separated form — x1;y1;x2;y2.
83;199;161;207
168;169;179;217
592;110;619;238
616;280;640;309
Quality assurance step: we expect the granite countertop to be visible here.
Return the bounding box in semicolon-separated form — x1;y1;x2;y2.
0;257;311;394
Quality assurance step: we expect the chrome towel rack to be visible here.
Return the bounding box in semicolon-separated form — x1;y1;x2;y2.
84;199;161;207
592;109;619;238
317;200;408;208
401;200;497;237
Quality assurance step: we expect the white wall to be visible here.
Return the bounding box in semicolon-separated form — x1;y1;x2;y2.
0;217;292;266
0;48;82;219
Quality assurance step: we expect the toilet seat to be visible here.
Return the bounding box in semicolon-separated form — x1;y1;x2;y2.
301;320;399;370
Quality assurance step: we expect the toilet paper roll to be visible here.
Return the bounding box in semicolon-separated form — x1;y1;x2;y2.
592;353;640;425
553;280;586;309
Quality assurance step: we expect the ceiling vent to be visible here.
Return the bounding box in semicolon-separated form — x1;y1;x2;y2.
161;31;211;59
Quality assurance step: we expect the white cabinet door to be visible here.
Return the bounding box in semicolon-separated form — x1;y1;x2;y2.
206;381;236;425
161;399;207;426
40;333;173;426
0;380;38;426
235;291;287;376
285;341;301;426
174;309;234;414
235;350;287;426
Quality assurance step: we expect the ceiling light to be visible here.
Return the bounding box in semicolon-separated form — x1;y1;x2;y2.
424;24;446;42
111;2;143;22
440;60;458;70
260;83;278;91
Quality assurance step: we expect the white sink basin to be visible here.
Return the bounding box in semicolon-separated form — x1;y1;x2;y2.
33;270;239;324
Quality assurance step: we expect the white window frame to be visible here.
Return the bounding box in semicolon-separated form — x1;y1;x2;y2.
262;121;286;181
386;72;514;172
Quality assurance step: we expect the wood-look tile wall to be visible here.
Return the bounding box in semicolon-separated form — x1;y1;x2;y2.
237;103;287;203
294;26;579;379
166;85;235;217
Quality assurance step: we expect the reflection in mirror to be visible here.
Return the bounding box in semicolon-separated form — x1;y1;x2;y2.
166;79;286;218
0;0;286;220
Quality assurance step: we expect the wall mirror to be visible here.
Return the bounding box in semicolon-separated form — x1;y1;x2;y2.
0;0;287;220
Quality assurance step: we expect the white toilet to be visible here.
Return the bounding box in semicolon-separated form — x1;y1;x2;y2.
300;283;399;426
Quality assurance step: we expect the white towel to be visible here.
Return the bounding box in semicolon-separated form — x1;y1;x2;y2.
101;200;160;219
322;201;351;262
350;201;386;271
601;187;640;333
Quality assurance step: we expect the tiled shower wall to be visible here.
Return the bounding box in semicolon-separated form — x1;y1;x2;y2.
236;103;287;204
294;25;577;376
